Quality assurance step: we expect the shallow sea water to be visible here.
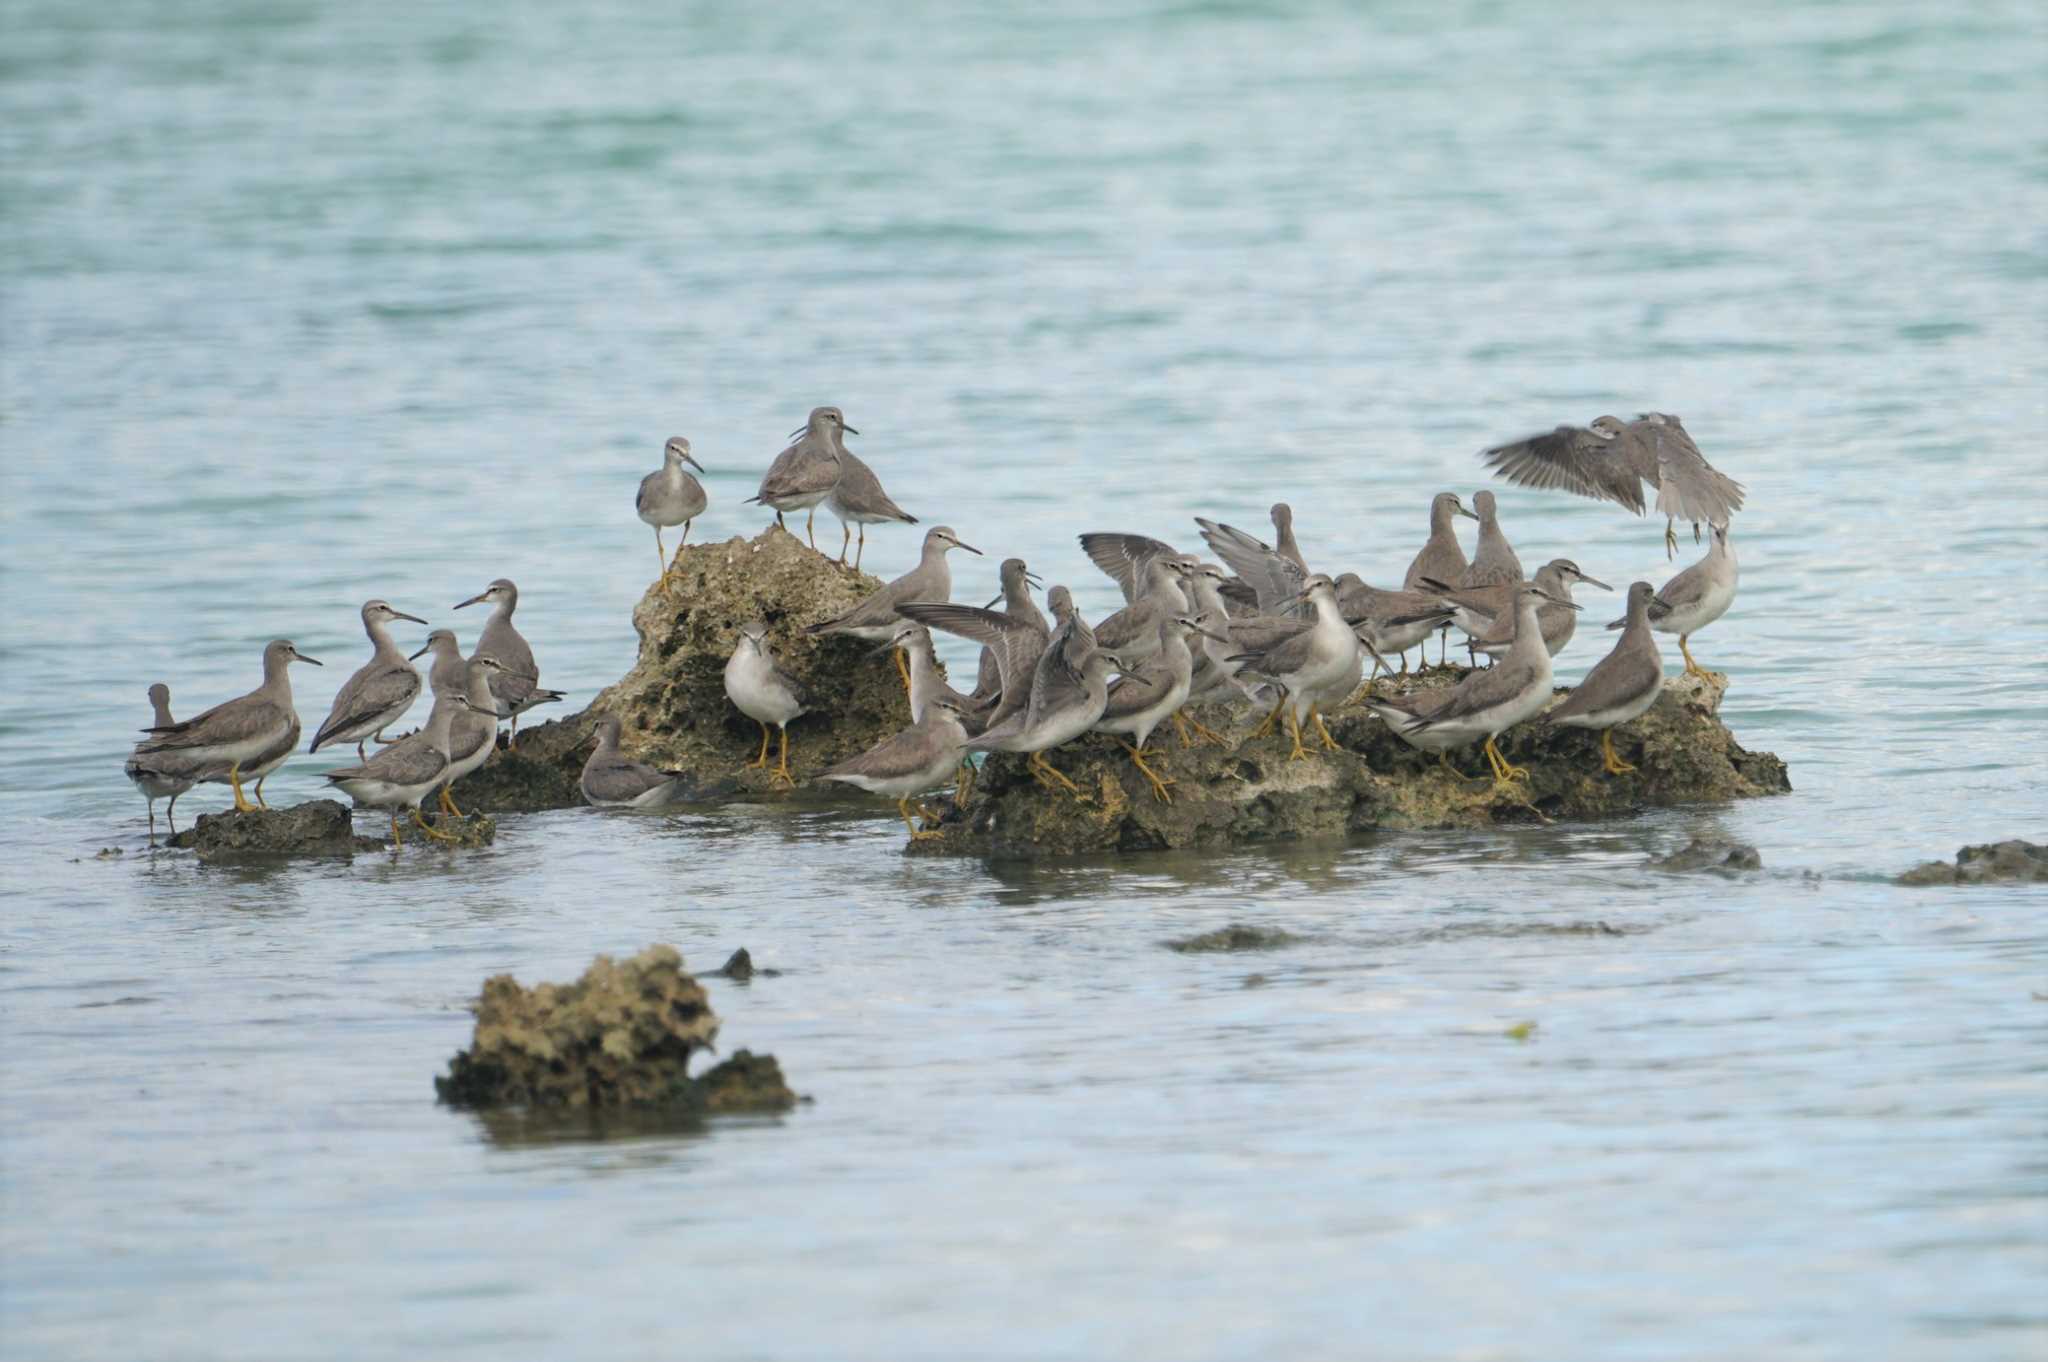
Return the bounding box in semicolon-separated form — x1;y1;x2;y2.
3;2;2046;1358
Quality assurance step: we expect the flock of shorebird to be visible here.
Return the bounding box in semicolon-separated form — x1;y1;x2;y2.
125;406;1743;846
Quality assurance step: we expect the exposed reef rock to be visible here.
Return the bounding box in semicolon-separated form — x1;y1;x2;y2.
1896;839;2048;886
1166;924;1307;953
434;945;796;1114
1653;837;1763;873
448;526;924;811
911;670;1788;859
166;799;386;862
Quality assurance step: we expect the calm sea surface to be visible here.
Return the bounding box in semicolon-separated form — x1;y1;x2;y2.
3;2;2045;1357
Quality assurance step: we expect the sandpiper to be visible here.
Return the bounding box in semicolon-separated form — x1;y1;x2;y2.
965;618;1126;797
749;406;852;549
638;435;707;588
1424;559;1612;660
805;526;981;688
1457;490;1523;589
1480;412;1744;556
309;600;428;759
1403;492;1479;664
1548;581;1665;774
1612;522;1737;677
816;695;974;840
825;446;917;572
454;579;564;749
325;691;491;845
125;683;196;843
137;640;320;813
579;711;689;809
1091;615;1216;802
724;620;810;786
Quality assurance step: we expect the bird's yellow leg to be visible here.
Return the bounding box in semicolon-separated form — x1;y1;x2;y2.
438;786;463;816
1485;734;1530;783
1028;750;1084;797
252;775;271;809
1309;704;1340;751
389;810;403;849
654;528;666;580
837;524;851;565
1679;635;1707;678
1600;729;1638;776
1665;518;1678;559
894;648;913;695
1399;650;1409;675
805;508;817;550
854;526;867;573
412;807;458;842
1250;694;1287;740
1285;708;1311;762
228;763;256;813
1120;740;1175;803
1184;712;1228;746
771;727;795;788
747;720;773;770
898;796;943;841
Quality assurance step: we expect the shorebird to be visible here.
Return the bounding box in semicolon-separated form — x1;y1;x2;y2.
898;597;1051;736
637;435;707;588
972;558;1047;702
309;600;427;760
1079;531;1183;605
1270;503;1308;573
1365;583;1574;788
724;620;809;786
1333;574;1457;675
1548;581;1665;775
1422;559;1612;661
805;526;981;688
207;706;300;809
1404;492;1479;664
1089;552;1193;666
579;711;689;809
1611;522;1737;677
409;628;468;697
137;640;320;813
1228;575;1384;759
1480;412;1744;556
965;616;1126;797
325;690;492;844
816;695;974;840
1457;490;1523;589
1091;615;1217;802
1196;516;1310;621
429;655;507;817
826;445;917;571
454;579;564;749
749;405;852;549
125;684;196;843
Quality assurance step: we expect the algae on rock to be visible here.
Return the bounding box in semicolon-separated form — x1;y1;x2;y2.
434;945;796;1113
911;669;1789;859
1896;839;2048;885
166;799;387;862
448;526;928;812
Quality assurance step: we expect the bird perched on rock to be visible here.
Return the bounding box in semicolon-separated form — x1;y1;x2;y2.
805;526;981;690
1548;581;1665;776
579;712;690;809
724;621;809;786
1403;492;1478;665
749;406;853;550
1457;491;1522;589
816;695;974;840
454;579;564;750
826;444;917;572
638;435;707;590
309;600;428;760
140;640;321;813
1479;412;1744;557
1610;523;1738;678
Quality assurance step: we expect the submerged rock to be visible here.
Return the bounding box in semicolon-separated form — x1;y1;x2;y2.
1166;924;1307;953
166;799;383;862
1896;839;2048;886
448;526;925;812
912;669;1788;859
434;944;796;1113
1653;836;1763;873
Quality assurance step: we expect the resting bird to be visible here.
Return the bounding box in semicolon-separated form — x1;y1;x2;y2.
1479;412;1744;557
637;435;708;589
1609;523;1738;678
825;446;917;572
309;600;428;760
125;683;196;843
138;639;320;813
749;406;853;549
454;579;564;749
723;620;810;786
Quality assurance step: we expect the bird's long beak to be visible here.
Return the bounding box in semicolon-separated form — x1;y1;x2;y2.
1577;573;1613;591
787;426;805;440
408;643;431;661
983;593;1002;609
1023;570;1044;588
684;452;707;473
392;610;429;626
951;538;983;556
297;653;324;666
842;424;860;435
868;636;912;658
454;591;488;610
1457;505;1480;520
1189;624;1232;645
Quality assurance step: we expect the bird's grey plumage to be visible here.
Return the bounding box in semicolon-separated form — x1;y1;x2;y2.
1481;413;1744;542
967;614;1118;757
1334;574;1455;658
817;698;971;796
1431;559;1611;659
1457;490;1523;589
455;579;559;721
310;600;426;753
1227;575;1365;721
1271;503;1308;574
411;629;469;697
897;600;1046;733
1403;492;1478;592
638;436;708;530
749;406;851;514
1089;555;1190;664
972;558;1047;699
1195;518;1307;617
325;697;455;794
579;712;686;808
826;448;916;529
882;623;978;727
1096;617;1199;738
1367;586;1564;761
1610;523;1738;662
724;621;809;728
1078;532;1182;605
1552;582;1663;729
806;526;981;640
139;640;318;773
126;684;196;839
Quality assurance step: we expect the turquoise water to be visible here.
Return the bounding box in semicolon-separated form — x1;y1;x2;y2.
4;2;2046;1357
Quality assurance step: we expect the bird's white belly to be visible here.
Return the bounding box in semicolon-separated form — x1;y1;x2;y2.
1656;575;1736;637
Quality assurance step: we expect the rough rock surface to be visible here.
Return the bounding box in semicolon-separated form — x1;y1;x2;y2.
1653;837;1763;873
434;944;795;1113
910;669;1788;859
1166;924;1307;953
448;526;926;811
166;799;385;862
1896;839;2048;886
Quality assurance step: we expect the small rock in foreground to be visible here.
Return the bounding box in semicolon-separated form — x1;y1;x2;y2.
166;799;384;862
434;945;796;1113
1652;837;1763;873
1167;924;1306;953
1896;839;2048;886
